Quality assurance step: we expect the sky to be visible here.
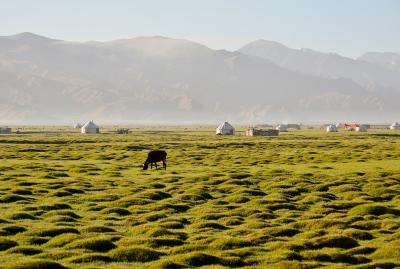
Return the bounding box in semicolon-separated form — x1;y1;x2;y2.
1;0;399;58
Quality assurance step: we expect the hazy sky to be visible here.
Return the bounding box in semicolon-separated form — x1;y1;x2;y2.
1;0;399;58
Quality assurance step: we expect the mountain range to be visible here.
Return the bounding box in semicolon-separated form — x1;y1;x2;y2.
0;32;399;124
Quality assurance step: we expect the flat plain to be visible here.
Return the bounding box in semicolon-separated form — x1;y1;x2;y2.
0;127;400;269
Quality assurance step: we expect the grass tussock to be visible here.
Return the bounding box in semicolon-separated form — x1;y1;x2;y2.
8;212;37;220
44;233;81;247
67;254;112;263
209;237;252;250
65;237;116;252
108;246;164;262
348;204;400;216
5;259;69;269
0;238;18;251
32;227;79;237
6;246;43;255
308;235;359;249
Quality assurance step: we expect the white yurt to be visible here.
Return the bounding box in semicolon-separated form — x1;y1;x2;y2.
390;122;400;130
74;123;82;129
276;124;288;132
216;122;235;135
326;124;338;132
356;125;368;132
81;121;99;134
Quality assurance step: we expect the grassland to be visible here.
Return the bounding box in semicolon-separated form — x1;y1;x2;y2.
0;127;400;269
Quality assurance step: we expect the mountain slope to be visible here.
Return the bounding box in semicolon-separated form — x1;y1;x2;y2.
239;40;400;92
0;33;399;124
358;52;400;72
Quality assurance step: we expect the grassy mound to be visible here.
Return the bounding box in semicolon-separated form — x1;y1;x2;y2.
210;237;252;250
0;218;11;224
8;212;37;220
37;203;72;211
26;237;50;245
47;215;78;223
65;237;116;252
355;262;400;269
266;227;300;237
147;260;185;269
42;210;81;219
343;229;374;240
6;259;68;269
81;225;116;233
67;254;112;263
12;188;33;195
7;246;43;255
303;248;370;264
0;225;27;235
109;246;164;262
176;252;222;266
160;221;185;229
139;190;172;200
309;235;359;249
146;238;184;248
345;246;376;255
0;238;18;251
32;227;79;237
44;233;81;247
142;227;187;240
0;194;29;203
101;207;131;216
193;221;228;230
349;204;400;216
370;242;400;260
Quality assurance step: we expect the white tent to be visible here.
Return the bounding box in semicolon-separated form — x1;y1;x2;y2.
81;121;99;134
74;123;82;129
216;122;235;135
326;124;337;132
276;124;288;132
356;125;368;132
390;122;400;130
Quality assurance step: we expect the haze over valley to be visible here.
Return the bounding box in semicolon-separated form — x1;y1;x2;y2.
1;32;399;124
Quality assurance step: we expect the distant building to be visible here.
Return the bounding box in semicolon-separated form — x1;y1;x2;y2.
390;122;400;130
74;123;82;129
246;127;279;136
344;123;359;131
81;121;99;134
356;125;368;132
287;124;301;130
216;122;235;135
0;127;11;134
276;124;288;132
368;124;388;129
362;124;371;129
326;125;338;132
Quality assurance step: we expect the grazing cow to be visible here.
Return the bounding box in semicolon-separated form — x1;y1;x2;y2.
143;150;167;170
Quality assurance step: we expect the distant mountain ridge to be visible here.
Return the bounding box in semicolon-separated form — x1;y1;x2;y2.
0;33;399;124
238;39;400;91
358;52;400;72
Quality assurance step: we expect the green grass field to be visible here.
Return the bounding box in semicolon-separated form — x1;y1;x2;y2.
0;128;400;269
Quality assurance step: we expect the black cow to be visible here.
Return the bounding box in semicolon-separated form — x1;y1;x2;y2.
143;150;167;170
